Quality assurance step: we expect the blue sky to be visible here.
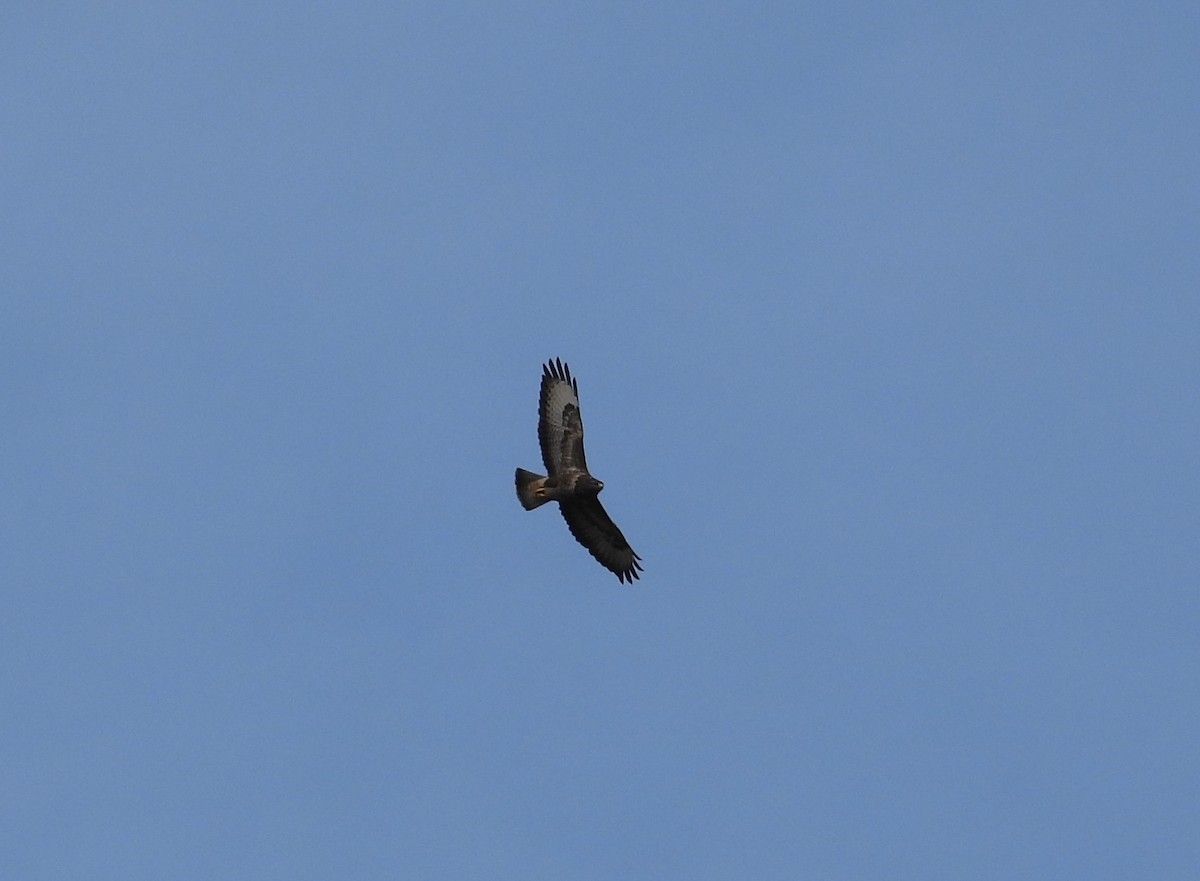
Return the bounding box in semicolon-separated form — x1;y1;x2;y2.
3;3;1197;878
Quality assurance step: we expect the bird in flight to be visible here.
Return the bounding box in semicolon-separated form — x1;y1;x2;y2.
515;358;643;583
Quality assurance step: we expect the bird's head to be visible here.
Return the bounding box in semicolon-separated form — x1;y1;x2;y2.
581;475;604;495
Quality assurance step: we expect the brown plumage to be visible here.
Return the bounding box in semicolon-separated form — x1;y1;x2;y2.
515;358;643;583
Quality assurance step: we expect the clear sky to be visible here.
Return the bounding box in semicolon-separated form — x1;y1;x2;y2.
3;3;1197;879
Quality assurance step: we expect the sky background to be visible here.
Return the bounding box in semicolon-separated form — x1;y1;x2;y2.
3;2;1198;878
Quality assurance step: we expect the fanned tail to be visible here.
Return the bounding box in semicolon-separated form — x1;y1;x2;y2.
515;468;550;510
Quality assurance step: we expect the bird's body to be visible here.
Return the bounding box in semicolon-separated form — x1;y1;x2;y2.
515;358;642;583
515;469;601;508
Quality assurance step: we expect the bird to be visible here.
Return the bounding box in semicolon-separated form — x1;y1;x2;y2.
515;358;643;583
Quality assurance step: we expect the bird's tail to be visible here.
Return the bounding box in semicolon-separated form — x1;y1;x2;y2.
515;468;550;510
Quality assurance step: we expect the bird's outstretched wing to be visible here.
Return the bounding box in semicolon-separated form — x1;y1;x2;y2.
559;497;643;583
538;357;588;476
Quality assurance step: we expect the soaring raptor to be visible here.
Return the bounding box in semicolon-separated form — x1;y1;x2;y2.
515;358;643;583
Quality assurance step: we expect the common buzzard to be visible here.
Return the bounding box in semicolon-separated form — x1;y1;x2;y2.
515;358;643;583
